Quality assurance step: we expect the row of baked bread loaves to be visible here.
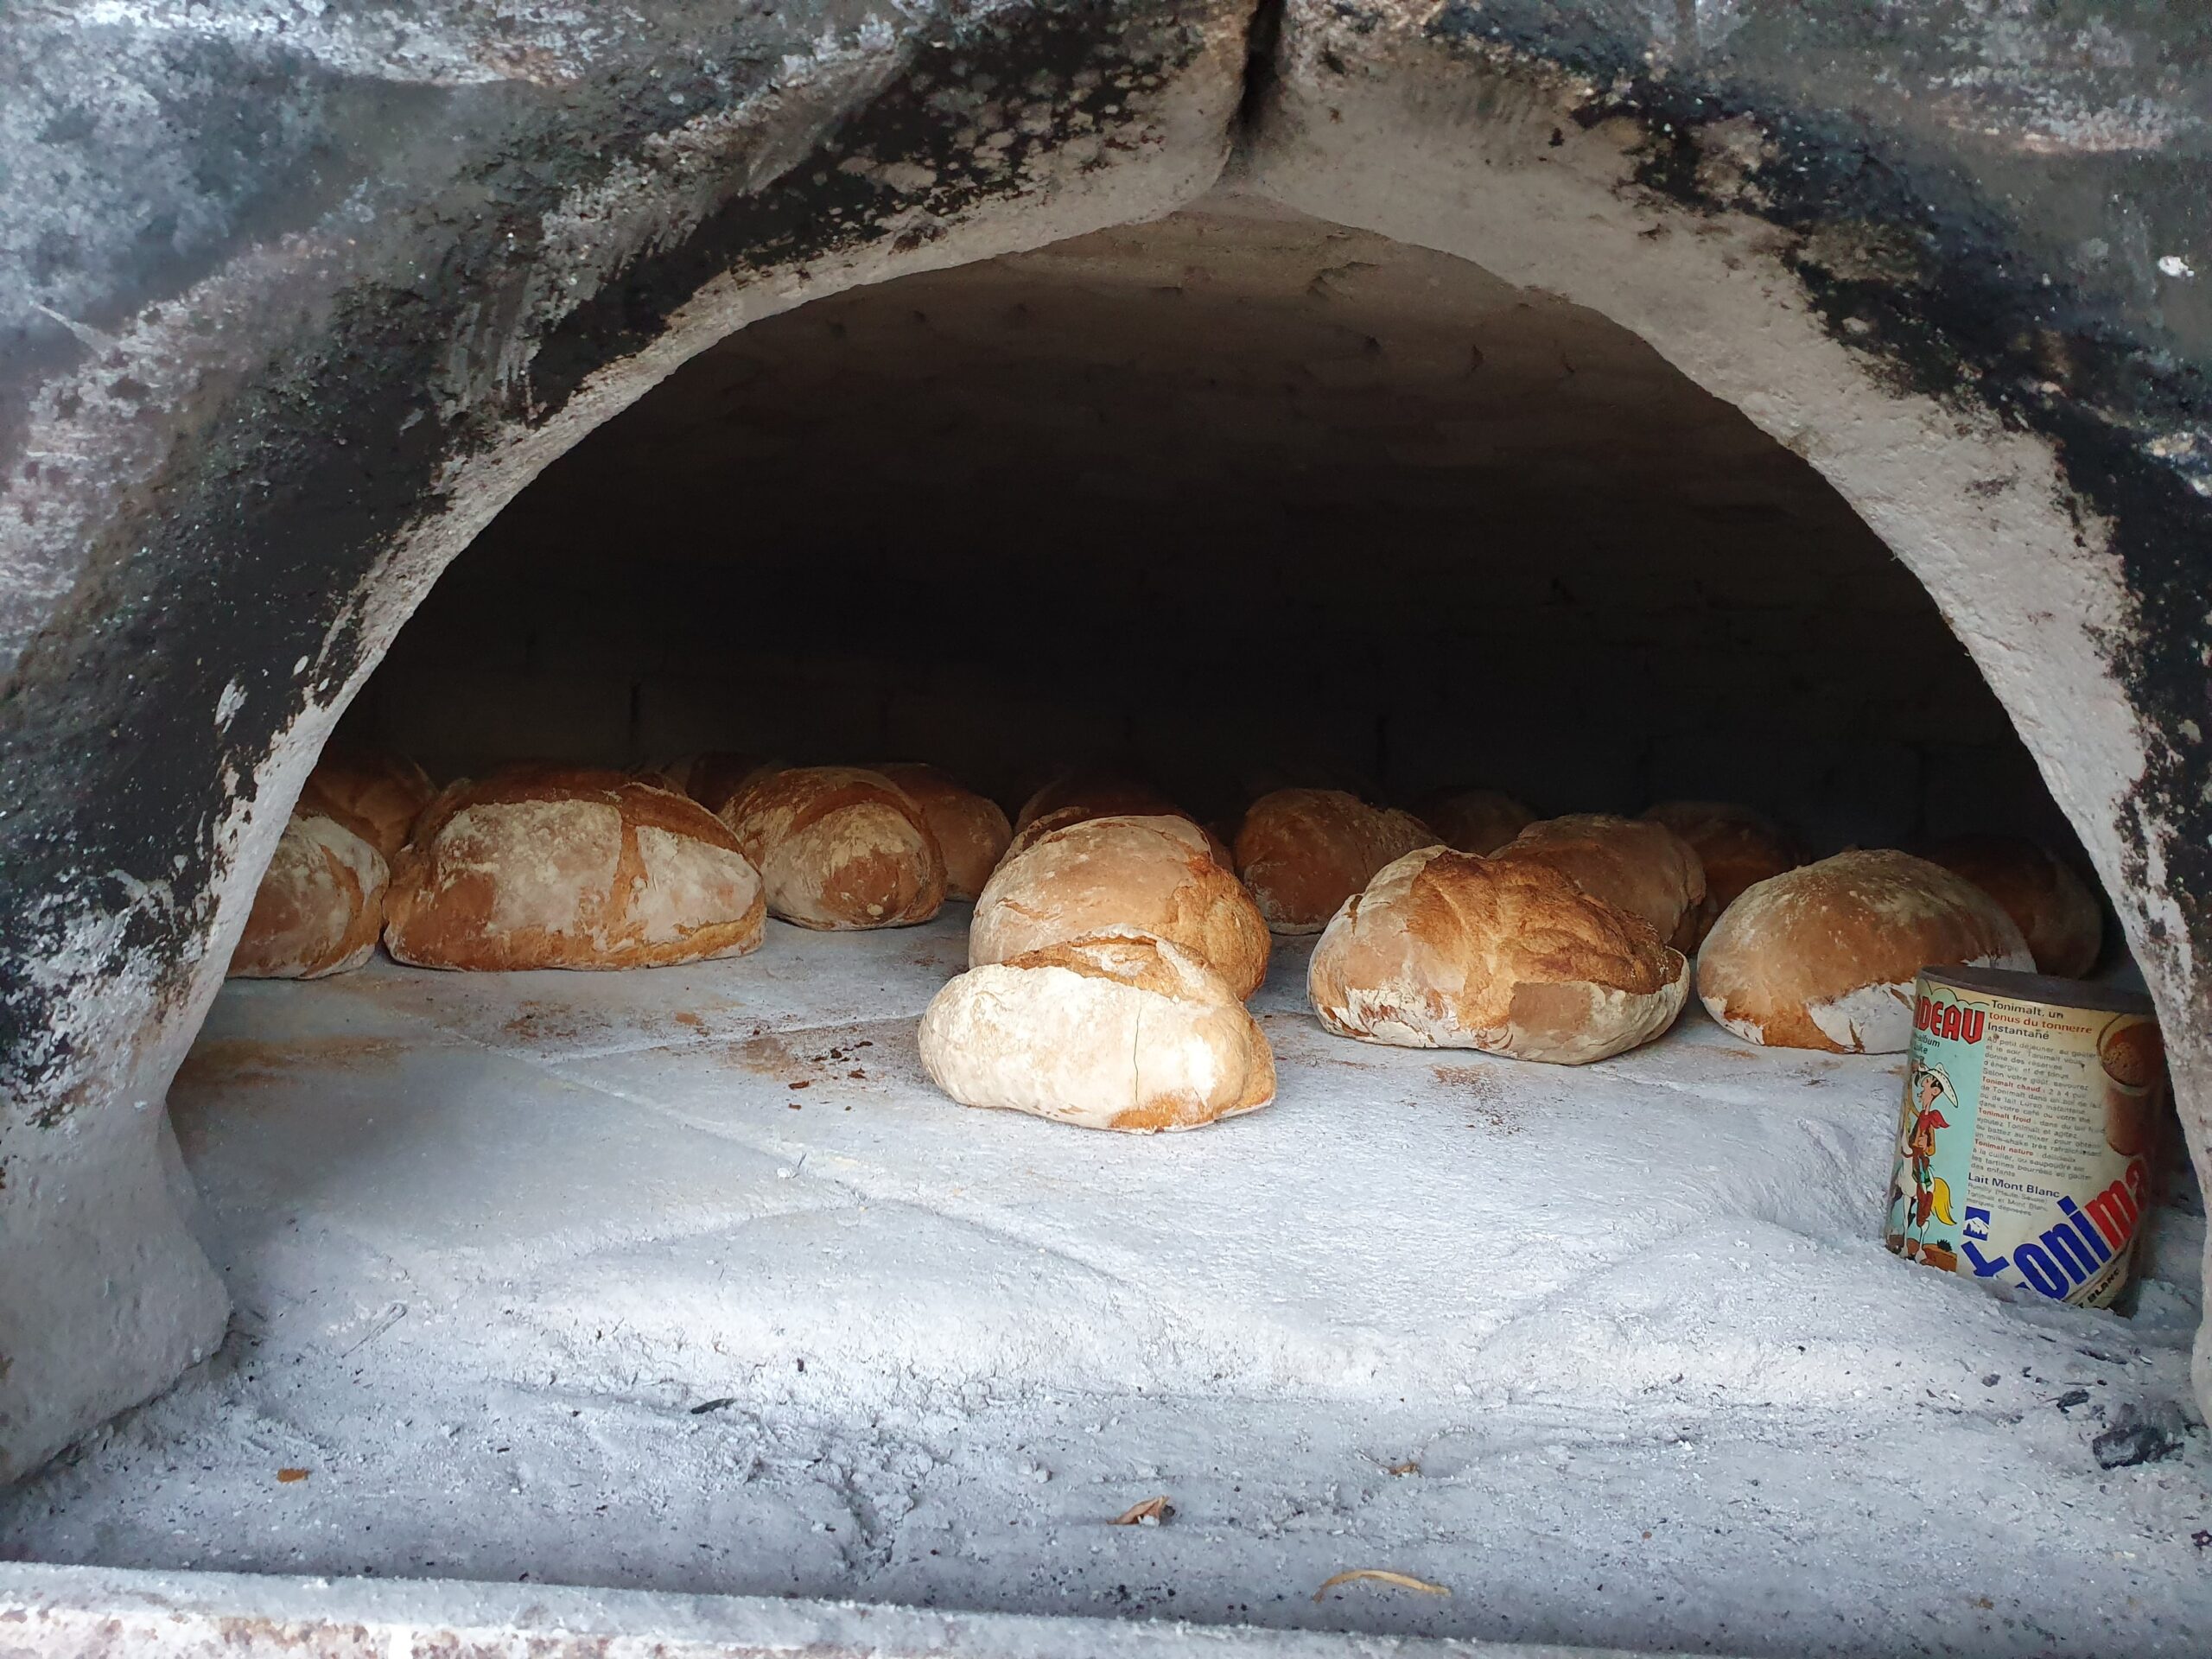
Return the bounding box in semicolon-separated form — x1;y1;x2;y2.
232;752;2102;1089
229;753;1021;976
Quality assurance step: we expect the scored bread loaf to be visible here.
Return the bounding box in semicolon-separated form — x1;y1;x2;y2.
1923;834;2101;978
1308;847;1688;1064
643;753;783;819
873;763;1012;901
228;810;389;979
300;746;435;860
1417;787;1535;855
918;931;1276;1132
971;814;1269;998
1695;849;2031;1052
1233;788;1438;935
1640;801;1800;950
721;765;944;929
1491;814;1707;952
384;765;764;969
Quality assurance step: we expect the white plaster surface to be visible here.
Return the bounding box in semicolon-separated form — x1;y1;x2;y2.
6;919;2211;1656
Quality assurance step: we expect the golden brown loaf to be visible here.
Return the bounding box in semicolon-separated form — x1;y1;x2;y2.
1641;801;1801;948
918;931;1277;1132
1307;847;1688;1064
1695;849;2031;1052
970;814;1270;998
1233;788;1439;935
721;765;945;930
1923;834;2101;978
1002;802;1232;870
299;747;436;861
1013;771;1179;832
228;810;389;979
1491;814;1707;952
873;763;1012;901
383;765;764;969
1418;787;1535;855
643;753;783;818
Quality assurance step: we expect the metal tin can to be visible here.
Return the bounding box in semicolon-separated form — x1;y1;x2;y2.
1886;965;2167;1307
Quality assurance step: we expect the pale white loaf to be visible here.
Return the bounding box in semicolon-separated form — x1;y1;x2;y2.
918;932;1276;1132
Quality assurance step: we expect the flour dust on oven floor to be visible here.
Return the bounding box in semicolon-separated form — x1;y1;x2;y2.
3;915;2209;1657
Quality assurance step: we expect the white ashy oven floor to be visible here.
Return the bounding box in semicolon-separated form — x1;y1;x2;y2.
5;912;2210;1656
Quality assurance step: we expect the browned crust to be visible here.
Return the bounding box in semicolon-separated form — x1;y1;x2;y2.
721;765;946;929
1491;814;1706;949
1923;834;2103;978
1416;787;1535;855
973;814;1270;997
229;811;387;978
1014;771;1179;831
1232;788;1439;933
1695;849;2031;1051
643;753;784;818
301;745;437;859
1309;849;1677;1039
874;763;1013;901
384;765;764;969
1641;801;1802;948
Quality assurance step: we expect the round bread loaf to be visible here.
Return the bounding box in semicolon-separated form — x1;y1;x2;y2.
229;810;389;979
918;931;1276;1132
384;766;764;969
1641;801;1801;949
1491;814;1707;951
1233;788;1438;935
300;746;435;860
1696;849;2032;1052
1014;771;1179;832
874;763;1012;901
1001;800;1233;870
1308;847;1688;1064
971;814;1269;997
644;752;783;818
1418;787;1535;855
1923;834;2102;978
721;765;945;930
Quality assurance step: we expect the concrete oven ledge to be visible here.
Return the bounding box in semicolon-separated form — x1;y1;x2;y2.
0;1561;1699;1659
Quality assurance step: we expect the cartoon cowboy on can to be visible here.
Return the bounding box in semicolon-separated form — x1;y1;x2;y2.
1892;1061;1958;1262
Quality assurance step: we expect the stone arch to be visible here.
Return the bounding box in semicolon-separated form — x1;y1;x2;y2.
3;0;2208;1479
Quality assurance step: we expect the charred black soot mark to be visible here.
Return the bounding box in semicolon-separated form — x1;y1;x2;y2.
1419;2;2212;972
0;1;1216;1116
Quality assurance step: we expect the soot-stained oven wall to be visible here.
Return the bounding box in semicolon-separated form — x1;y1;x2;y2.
344;201;2081;860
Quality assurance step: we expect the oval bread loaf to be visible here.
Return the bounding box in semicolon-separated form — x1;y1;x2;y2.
228;810;389;979
1641;801;1800;950
1923;834;2101;978
1491;813;1707;952
918;932;1276;1132
1418;787;1535;855
1233;788;1438;934
300;747;436;860
1695;849;2031;1052
1307;846;1688;1064
721;766;945;930
874;763;1012;901
971;814;1269;998
384;765;765;969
